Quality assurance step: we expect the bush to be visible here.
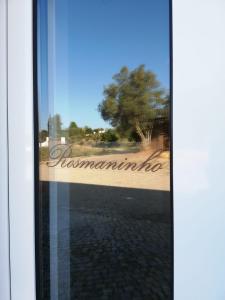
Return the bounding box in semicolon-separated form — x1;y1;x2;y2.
100;129;119;142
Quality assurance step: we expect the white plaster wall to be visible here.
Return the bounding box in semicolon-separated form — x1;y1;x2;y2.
173;0;225;299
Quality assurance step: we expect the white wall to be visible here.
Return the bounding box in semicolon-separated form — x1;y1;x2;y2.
173;0;225;299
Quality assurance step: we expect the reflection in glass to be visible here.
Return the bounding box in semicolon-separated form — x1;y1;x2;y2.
36;0;172;299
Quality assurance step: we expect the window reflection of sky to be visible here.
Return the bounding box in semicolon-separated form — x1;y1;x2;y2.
38;0;170;130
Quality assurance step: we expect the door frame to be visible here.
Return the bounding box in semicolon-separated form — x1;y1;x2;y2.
0;0;11;299
4;0;36;299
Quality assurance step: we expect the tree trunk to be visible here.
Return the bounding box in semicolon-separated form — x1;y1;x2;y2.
135;120;153;150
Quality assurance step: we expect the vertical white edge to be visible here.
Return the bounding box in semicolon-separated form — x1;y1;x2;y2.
0;0;11;299
8;0;36;299
173;0;225;299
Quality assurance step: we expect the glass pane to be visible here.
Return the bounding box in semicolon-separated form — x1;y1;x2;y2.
36;0;172;299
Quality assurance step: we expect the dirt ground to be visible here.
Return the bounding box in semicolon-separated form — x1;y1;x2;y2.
40;150;170;191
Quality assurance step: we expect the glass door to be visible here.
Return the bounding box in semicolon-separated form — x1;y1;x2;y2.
35;0;172;299
3;1;225;300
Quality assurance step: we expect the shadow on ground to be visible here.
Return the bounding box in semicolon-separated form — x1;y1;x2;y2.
37;181;172;300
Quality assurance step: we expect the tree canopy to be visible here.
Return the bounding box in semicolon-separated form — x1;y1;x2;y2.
98;65;169;147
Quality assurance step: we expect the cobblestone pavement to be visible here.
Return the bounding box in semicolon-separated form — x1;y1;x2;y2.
39;182;172;300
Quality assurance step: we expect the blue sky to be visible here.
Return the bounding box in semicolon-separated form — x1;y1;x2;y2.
38;0;170;130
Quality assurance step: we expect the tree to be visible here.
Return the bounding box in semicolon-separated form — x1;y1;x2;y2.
69;121;78;129
101;129;119;142
83;126;93;135
48;114;62;138
98;65;168;148
39;130;48;143
68;121;78;137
